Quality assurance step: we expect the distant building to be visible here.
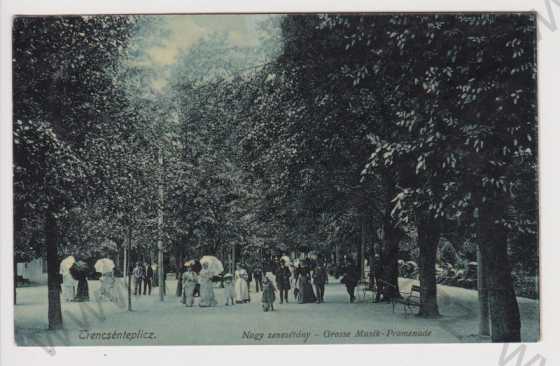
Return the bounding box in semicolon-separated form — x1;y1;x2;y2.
17;257;47;284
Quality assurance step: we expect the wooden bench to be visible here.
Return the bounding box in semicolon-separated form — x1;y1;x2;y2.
16;275;31;286
356;279;376;302
392;284;422;316
380;280;421;316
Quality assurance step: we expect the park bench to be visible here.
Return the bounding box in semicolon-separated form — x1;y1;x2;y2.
356;278;376;302
16;275;31;286
381;280;422;316
392;284;422;316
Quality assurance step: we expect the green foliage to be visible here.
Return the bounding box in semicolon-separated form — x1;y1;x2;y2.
13;15;145;257
13;14;538;281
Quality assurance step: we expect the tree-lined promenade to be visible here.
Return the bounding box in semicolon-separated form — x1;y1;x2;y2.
14;14;538;343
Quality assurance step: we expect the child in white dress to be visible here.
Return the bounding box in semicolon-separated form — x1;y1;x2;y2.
223;273;235;306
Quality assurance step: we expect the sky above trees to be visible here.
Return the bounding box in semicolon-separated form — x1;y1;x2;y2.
135;15;279;90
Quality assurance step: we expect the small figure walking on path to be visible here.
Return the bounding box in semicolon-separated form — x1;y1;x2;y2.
182;264;198;307
261;276;277;311
312;262;328;303
223;273;235;306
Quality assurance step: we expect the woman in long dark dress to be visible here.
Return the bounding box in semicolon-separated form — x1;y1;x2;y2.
341;262;359;303
298;267;316;303
74;272;90;302
70;261;90;302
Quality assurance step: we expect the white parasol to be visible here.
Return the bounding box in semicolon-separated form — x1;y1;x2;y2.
405;260;418;272
59;256;76;275
184;259;195;267
94;258;115;274
199;255;224;276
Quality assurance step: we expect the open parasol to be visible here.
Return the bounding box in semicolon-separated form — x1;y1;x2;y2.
59;256;76;275
280;255;291;265
307;251;319;260
94;258;115;274
199;256;224;276
184;259;202;273
184;259;195;267
405;260;418;273
69;260;89;280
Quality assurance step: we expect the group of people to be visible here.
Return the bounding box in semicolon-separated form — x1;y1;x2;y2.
177;256;366;311
59;254;367;310
132;262;155;296
60;261;115;303
60;262;91;303
180;263;252;308
273;259;329;304
273;257;365;304
60;270;89;302
175;258;332;311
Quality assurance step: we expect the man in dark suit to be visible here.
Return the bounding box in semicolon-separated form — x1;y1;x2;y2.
132;262;144;296
253;265;263;292
341;260;359;303
312;262;328;303
144;263;153;295
275;260;291;303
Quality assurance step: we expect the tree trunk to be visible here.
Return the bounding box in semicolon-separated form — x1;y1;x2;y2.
359;219;367;280
14;200;24;306
45;65;64;330
477;246;491;336
158;147;165;301
381;173;401;299
382;222;401;299
176;244;183;296
416;212;441;318
115;241;121;270
479;205;521;342
335;243;340;267
14;257;17;305
123;245;128;281
232;242;237;272
127;224;132;311
369;240;375;290
46;208;63;330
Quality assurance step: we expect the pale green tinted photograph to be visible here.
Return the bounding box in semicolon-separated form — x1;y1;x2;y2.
13;13;539;347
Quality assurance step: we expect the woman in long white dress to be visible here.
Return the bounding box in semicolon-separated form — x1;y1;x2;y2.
198;263;217;307
97;271;115;302
234;263;250;303
182;265;198;307
61;272;75;302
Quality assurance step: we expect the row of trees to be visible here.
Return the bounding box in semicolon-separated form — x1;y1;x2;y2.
14;15;140;327
14;16;270;327
236;14;537;342
14;14;537;343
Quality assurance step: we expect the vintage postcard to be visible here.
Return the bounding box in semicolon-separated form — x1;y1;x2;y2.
12;13;539;347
